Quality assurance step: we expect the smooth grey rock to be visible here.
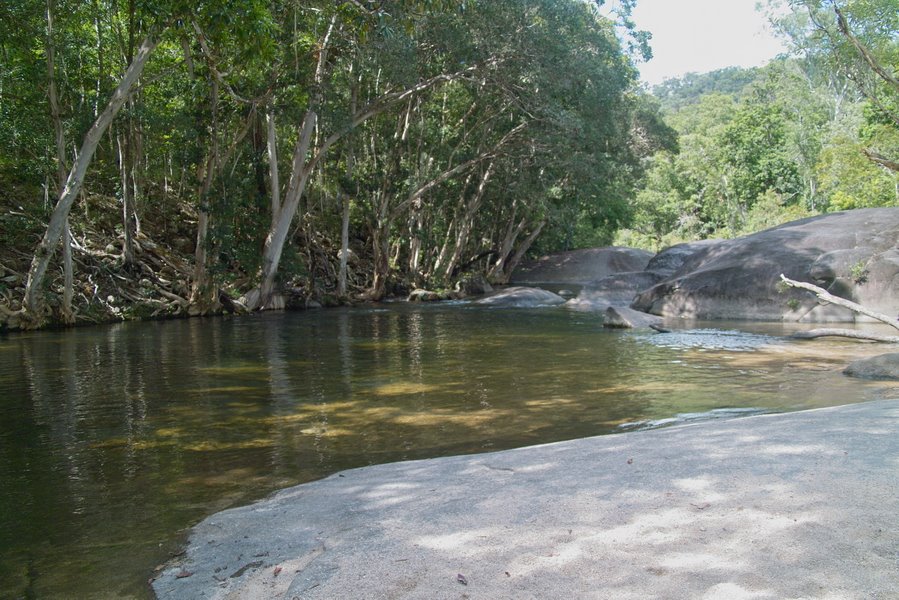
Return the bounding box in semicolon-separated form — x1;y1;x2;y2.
512;246;653;284
632;208;899;322
153;399;899;600
475;286;566;307
844;353;899;380
644;239;724;278
407;289;441;302
566;271;663;312
603;306;664;329
455;274;493;296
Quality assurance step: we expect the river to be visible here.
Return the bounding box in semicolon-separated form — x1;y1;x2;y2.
1;305;896;598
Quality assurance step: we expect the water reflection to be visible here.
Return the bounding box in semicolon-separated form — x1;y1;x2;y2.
1;307;897;598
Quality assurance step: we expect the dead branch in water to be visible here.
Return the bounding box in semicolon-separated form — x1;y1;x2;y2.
790;329;899;343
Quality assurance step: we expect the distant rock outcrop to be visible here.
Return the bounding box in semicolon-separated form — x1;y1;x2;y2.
632;209;899;322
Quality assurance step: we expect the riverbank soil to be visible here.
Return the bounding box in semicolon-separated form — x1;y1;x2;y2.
153;399;899;599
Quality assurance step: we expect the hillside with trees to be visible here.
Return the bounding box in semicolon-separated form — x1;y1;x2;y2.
619;0;898;250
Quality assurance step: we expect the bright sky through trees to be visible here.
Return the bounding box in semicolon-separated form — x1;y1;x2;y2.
629;0;788;85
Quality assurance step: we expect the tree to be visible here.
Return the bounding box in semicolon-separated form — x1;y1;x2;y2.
770;0;899;172
22;28;162;322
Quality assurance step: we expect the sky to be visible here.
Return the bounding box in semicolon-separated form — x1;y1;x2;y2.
626;0;789;86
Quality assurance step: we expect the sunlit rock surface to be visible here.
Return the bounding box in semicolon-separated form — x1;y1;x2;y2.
474;286;566;307
844;353;899;380
602;306;663;329
153;399;899;600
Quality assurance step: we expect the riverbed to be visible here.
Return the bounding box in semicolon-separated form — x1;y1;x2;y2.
1;305;896;598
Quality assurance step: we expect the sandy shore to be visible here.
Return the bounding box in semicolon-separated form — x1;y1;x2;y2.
153;399;899;599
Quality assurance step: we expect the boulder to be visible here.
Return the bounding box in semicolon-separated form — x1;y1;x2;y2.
566;271;663;312
631;208;899;322
513;246;653;284
475;286;566;308
644;239;724;278
407;289;442;302
844;353;899;380
455;274;493;297
603;306;664;329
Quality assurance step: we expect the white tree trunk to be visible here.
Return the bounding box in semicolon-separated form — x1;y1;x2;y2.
266;106;280;220
46;0;75;324
24;30;161;318
499;220;545;284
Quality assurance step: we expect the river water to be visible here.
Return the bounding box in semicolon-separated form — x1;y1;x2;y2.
1;305;896;598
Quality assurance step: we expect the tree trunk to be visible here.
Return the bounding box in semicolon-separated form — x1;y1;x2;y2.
251;16;337;311
46;0;75;324
488;213;527;281
23;29;161;321
190;76;220;312
495;220;545;284
266;105;280;219
370;210;391;300
117;132;136;266
255;107;318;309
338;192;351;297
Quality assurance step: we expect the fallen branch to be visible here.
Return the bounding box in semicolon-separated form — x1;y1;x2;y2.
779;274;899;332
790;329;899;343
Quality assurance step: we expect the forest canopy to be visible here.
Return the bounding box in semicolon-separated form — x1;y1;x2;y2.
618;0;898;249
0;0;896;329
1;0;669;326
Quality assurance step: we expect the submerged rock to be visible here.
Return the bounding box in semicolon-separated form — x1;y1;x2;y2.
844;353;899;380
475;286;566;308
603;306;663;329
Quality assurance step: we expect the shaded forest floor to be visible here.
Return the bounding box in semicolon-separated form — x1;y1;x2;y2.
2;187;198;330
0;188;364;332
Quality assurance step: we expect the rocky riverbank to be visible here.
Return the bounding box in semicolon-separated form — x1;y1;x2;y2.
514;208;899;324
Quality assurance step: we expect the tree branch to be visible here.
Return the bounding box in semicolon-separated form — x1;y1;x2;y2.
834;7;899;94
303;62;493;178
779;274;899;331
862;149;899;173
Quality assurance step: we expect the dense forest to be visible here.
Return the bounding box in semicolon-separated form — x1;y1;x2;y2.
0;0;896;329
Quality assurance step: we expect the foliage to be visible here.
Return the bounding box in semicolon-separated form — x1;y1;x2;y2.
2;0;670;320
